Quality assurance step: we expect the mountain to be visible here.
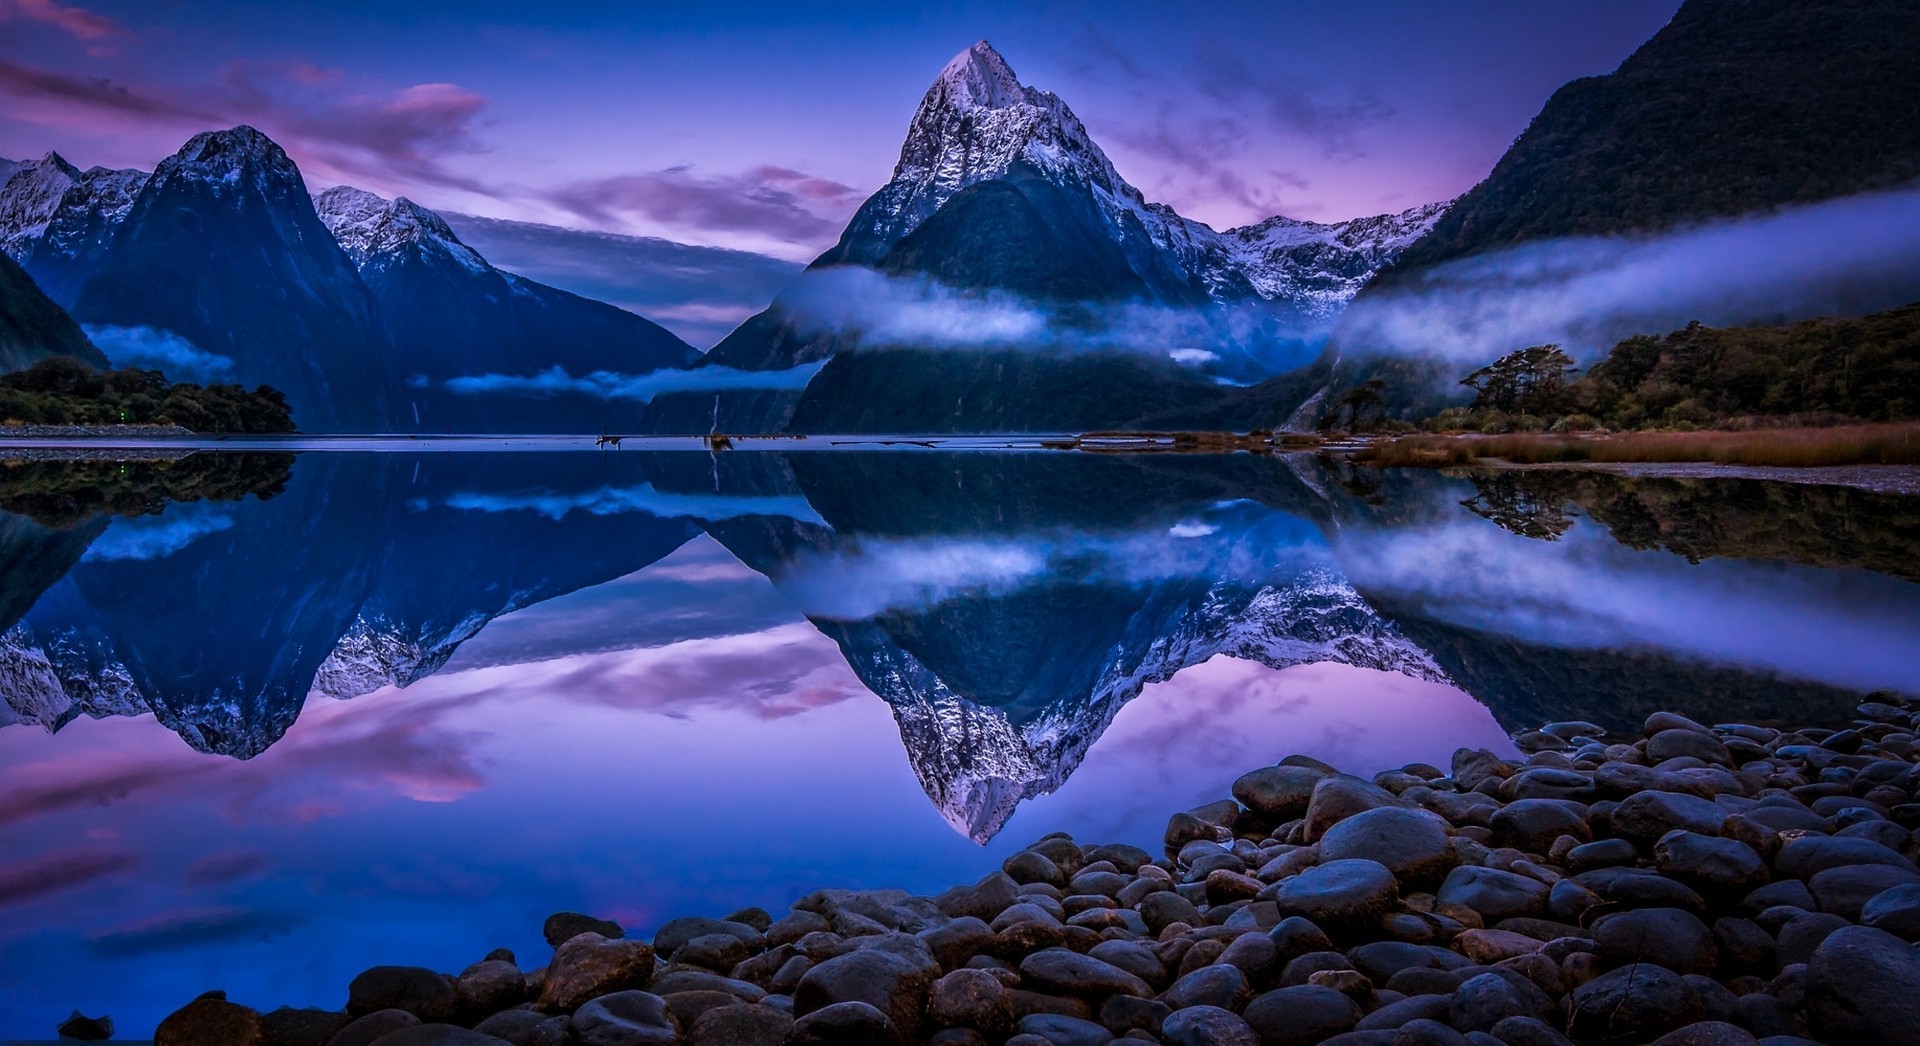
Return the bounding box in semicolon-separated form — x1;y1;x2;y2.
0;250;101;373
52;127;390;430
0;152;148;307
315;186;699;432
760;41;1445;330
1380;0;1920;280
665;41;1443;433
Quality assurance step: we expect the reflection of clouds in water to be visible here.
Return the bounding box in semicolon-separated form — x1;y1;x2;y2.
443;484;823;524
83;507;234;561
1337;519;1920;693
1008;658;1513;847
0;848;140;906
521;622;867;721
781;540;1049;620
86;905;297;957
776;506;1331;620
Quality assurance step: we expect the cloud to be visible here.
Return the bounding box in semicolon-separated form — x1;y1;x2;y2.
772;266;1329;378
1190;45;1392;162
83;505;235;562
781;268;1047;347
213;60;490;192
0;848;138;905
1068;27;1386;223
437;213;800;347
442;361;824;402
1338;187;1920;367
0;0;122;42
182;848;270;887
0;59;211;125
545;164;865;252
442;483;824;525
0;51;490;194
84;324;233;379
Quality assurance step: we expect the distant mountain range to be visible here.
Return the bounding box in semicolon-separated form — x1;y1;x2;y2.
1;0;1916;432
0;131;699;431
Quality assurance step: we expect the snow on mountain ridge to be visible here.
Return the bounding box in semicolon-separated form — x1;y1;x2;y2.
314;185;489;274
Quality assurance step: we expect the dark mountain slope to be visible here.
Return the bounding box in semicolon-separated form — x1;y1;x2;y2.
68;127;390;431
0;251;102;372
1382;0;1920;279
316;187;698;433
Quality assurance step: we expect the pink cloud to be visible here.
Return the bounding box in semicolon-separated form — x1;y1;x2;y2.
0;51;492;195
547;164;865;246
0;0;123;42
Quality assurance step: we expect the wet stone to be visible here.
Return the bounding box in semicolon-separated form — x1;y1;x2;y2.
154;997;267;1046
538;934;656;1012
1233;765;1329;820
328;1009;420;1046
570;990;679;1046
1160;1004;1257;1046
1241;985;1362;1046
1592;908;1717;976
685;1002;790;1046
1164;962;1249;1010
347;968;458;1024
1435;866;1549;922
1269;859;1401;933
543;912;623;947
1318;807;1456;885
786;1001;900;1046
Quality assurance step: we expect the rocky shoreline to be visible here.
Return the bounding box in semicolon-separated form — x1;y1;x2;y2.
140;698;1920;1046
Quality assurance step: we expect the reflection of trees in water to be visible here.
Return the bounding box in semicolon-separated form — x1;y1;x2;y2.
0;453;294;528
1462;473;1576;540
1462;469;1920;582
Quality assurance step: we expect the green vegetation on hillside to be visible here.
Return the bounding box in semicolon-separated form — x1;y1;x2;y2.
1381;0;1920;277
1421;302;1920;433
0;357;296;433
1;252;107;373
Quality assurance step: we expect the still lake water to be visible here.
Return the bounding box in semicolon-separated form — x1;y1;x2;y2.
0;448;1915;1036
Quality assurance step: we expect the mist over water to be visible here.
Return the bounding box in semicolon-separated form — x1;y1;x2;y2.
775;266;1332;379
1336;187;1920;365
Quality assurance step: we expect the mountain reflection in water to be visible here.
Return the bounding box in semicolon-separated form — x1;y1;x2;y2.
0;449;1914;1035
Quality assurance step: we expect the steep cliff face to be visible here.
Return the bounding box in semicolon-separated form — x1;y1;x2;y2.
66;127;392;430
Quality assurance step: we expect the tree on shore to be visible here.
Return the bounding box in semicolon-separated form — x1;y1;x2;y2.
1460;345;1578;416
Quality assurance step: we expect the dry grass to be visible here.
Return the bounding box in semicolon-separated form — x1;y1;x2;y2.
1354;423;1920;469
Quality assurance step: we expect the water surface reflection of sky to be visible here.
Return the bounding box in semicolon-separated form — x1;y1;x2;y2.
0;535;1513;1037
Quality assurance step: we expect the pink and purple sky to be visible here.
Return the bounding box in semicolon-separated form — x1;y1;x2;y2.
0;0;1681;262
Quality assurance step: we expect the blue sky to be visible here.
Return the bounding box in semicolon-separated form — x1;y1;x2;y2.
0;0;1682;260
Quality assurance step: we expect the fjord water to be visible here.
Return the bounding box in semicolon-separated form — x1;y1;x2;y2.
1;451;1915;1036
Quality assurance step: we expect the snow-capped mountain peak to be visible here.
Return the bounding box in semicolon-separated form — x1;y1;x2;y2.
314;185;489;273
153;125;306;200
0;152;149;284
0;152;83;261
829;41;1448;315
931;40;1033;111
